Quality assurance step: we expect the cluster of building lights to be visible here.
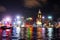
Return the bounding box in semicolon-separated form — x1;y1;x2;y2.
0;9;53;27
36;10;53;26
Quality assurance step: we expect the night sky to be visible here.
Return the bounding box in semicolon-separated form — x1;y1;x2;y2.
0;0;60;20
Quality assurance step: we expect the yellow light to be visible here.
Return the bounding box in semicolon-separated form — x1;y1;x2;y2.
38;14;42;19
29;18;32;20
40;15;42;18
2;24;4;26
36;21;42;25
27;17;33;20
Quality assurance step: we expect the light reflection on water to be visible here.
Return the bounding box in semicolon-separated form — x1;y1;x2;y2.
0;28;60;40
45;28;53;40
47;28;53;38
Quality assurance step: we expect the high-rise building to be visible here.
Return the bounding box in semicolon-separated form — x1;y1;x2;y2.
36;9;42;27
36;10;43;40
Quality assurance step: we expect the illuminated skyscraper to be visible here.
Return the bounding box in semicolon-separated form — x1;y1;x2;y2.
36;9;42;26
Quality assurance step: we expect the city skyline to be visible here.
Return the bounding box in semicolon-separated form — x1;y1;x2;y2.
0;0;60;21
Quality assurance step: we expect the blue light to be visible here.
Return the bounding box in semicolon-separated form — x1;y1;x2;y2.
48;16;52;19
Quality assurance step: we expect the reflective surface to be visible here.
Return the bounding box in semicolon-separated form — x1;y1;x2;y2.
0;27;60;40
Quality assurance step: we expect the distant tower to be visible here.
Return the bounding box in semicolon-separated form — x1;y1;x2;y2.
38;9;42;22
36;9;42;26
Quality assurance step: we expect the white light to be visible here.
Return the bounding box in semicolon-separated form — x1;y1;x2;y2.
6;29;10;31
16;16;20;19
42;16;45;19
6;17;11;21
13;22;15;25
17;21;21;24
21;24;24;27
21;23;25;27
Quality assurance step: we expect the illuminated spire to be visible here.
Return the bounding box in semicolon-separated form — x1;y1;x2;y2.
38;9;41;14
36;9;42;25
38;9;42;18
